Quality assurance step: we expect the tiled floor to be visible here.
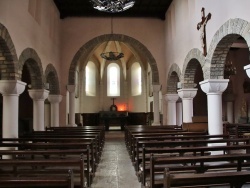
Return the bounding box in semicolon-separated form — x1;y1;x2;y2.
91;131;141;188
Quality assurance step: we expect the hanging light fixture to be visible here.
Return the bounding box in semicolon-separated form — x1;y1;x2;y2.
100;17;124;61
101;51;124;60
90;0;135;13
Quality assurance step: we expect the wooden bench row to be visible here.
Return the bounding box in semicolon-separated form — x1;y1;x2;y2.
124;125;250;188
224;123;250;138
0;125;106;188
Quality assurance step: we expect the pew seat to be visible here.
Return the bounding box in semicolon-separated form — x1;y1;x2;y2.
164;169;250;188
0;169;74;188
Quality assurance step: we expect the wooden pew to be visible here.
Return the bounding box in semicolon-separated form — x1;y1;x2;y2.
19;132;102;166
0;142;93;187
134;137;249;174
126;131;207;159
149;153;250;188
131;134;229;166
124;125;185;147
163;168;250;188
0;137;100;166
22;131;104;155
45;126;105;145
0;156;85;188
0;149;92;187
224;123;250;138
141;144;250;186
0;169;74;188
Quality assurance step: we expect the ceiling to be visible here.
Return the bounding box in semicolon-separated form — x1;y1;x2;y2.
53;0;173;20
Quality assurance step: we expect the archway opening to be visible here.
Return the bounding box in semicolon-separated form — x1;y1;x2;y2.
19;64;33;135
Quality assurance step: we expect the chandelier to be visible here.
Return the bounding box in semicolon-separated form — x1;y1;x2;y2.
101;51;124;61
90;0;135;13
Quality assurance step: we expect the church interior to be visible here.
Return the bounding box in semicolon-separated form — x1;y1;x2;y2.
1;0;250;187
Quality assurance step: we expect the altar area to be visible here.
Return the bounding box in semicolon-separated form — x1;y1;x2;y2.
79;112;150;130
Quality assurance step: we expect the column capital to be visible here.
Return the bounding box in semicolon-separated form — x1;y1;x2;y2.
153;84;161;92
244;64;250;78
164;93;179;102
0;80;26;95
28;89;49;100
67;85;75;93
48;94;62;103
177;88;197;99
200;79;229;94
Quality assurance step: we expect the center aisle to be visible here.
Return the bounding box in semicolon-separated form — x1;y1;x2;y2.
91;131;141;188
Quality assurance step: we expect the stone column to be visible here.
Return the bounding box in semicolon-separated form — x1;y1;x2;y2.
99;81;104;111
165;94;179;125
178;88;197;123
152;85;161;126
48;95;62;127
67;85;76;126
224;94;235;123
176;98;183;126
0;80;26;138
28;89;49;131
200;79;229;135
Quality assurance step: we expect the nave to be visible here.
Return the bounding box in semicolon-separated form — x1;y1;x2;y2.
91;130;140;188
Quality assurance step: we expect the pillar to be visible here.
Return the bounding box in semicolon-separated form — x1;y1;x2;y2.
0;80;26;138
99;81;104;111
48;94;62;127
176;98;183;126
28;89;49;131
177;88;197;123
200;79;229;135
224;94;235;123
67;85;76;126
165;94;179;125
152;85;161;126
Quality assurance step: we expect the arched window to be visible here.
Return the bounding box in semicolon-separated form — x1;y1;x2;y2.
107;63;120;96
131;62;142;96
85;61;96;96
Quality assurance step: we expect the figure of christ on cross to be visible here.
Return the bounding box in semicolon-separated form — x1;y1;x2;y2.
197;7;211;56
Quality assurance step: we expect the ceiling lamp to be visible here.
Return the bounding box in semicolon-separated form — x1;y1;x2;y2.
90;0;135;13
100;17;124;61
101;51;124;61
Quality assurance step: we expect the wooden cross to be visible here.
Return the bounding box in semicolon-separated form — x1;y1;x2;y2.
197;7;211;56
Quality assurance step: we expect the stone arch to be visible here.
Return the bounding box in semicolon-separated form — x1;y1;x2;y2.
166;63;181;93
205;18;250;79
0;23;19;80
182;48;205;88
68;34;159;85
19;48;44;89
45;64;60;94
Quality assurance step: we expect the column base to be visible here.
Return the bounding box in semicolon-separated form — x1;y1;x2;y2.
152;122;161;126
67;124;77;127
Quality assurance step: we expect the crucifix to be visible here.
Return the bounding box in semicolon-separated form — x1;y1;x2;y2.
197;7;211;56
110;98;117;111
